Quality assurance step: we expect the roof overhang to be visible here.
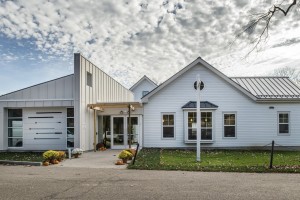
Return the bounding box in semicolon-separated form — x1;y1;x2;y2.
88;102;143;111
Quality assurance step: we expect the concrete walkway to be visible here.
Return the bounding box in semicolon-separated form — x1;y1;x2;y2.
56;149;127;169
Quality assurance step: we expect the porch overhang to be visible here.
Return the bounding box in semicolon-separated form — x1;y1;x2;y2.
87;102;143;111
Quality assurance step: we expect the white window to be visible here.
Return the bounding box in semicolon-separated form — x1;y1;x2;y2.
8;109;23;147
162;113;175;138
67;108;74;147
87;72;92;87
223;113;236;138
142;91;149;97
187;111;212;141
278;112;289;135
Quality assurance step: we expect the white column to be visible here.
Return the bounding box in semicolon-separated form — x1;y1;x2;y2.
196;75;201;162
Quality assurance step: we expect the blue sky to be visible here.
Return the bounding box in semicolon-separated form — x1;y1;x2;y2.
0;0;300;95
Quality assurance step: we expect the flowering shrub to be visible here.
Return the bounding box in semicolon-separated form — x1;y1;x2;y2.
43;150;59;161
72;148;83;155
118;150;133;159
57;151;66;161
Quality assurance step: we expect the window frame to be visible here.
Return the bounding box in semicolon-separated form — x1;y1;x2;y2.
223;112;237;139
185;110;214;142
7;109;23;148
278;112;290;135
161;113;176;139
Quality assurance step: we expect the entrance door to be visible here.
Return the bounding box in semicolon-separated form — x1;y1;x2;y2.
111;117;126;149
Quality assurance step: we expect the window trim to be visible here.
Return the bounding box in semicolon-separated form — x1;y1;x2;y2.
278;111;290;135
222;112;237;139
185;110;214;143
161;113;176;140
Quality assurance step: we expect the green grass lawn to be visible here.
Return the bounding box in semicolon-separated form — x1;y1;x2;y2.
129;149;300;173
0;152;44;162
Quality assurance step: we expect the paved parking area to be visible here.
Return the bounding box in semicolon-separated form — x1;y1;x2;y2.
56;149;127;169
0;165;300;200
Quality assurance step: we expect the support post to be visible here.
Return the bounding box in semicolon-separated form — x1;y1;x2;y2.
196;74;201;162
269;140;275;169
128;104;132;148
93;109;97;152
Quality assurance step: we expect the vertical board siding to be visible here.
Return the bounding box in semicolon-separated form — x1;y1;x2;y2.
144;64;300;148
74;53;134;151
0;75;74;101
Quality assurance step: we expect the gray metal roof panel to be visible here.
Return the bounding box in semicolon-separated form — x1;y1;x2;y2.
231;77;300;99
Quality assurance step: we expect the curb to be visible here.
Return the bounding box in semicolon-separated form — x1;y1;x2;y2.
0;160;42;166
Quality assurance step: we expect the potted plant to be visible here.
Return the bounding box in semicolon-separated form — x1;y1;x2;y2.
72;148;83;158
118;150;133;164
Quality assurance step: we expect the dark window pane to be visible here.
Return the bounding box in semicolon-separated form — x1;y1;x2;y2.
67;118;74;127
279;124;289;134
67;128;74;137
67;138;74;148
279;113;289;123
8;138;23;147
163;127;174;138
224;126;236;137
188;129;197;140
127;117;138;125
201;129;212;140
8;128;23;137
169;115;174;125
8;109;22;117
163;115;169;126
87;72;92;87
8;119;22;127
67;108;74;117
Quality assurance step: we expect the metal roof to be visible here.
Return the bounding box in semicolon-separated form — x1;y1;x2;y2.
182;101;218;109
231;77;300;99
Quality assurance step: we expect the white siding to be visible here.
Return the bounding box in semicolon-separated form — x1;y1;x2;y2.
131;79;156;101
143;63;300;148
74;53;134;151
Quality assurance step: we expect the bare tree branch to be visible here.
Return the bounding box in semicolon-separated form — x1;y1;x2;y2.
232;0;298;55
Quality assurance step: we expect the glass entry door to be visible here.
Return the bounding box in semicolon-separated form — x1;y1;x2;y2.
112;117;125;148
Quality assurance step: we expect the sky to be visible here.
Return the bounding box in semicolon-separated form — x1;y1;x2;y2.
0;0;300;95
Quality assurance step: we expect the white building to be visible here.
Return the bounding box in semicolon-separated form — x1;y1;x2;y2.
0;55;299;151
142;57;300;148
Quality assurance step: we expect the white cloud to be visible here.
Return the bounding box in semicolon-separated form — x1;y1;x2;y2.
0;0;299;90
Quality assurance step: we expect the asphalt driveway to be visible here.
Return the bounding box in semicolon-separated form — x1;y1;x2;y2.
0;165;299;200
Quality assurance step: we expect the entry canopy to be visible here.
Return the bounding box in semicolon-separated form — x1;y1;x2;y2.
88;102;143;111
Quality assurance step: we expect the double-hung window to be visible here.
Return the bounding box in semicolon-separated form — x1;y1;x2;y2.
162;113;175;138
223;113;236;138
186;111;213;141
278;112;289;135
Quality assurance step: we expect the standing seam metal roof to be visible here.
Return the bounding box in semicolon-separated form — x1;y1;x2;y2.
231;77;300;99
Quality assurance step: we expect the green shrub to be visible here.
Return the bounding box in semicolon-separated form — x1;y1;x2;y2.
118;150;133;159
43;150;59;161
